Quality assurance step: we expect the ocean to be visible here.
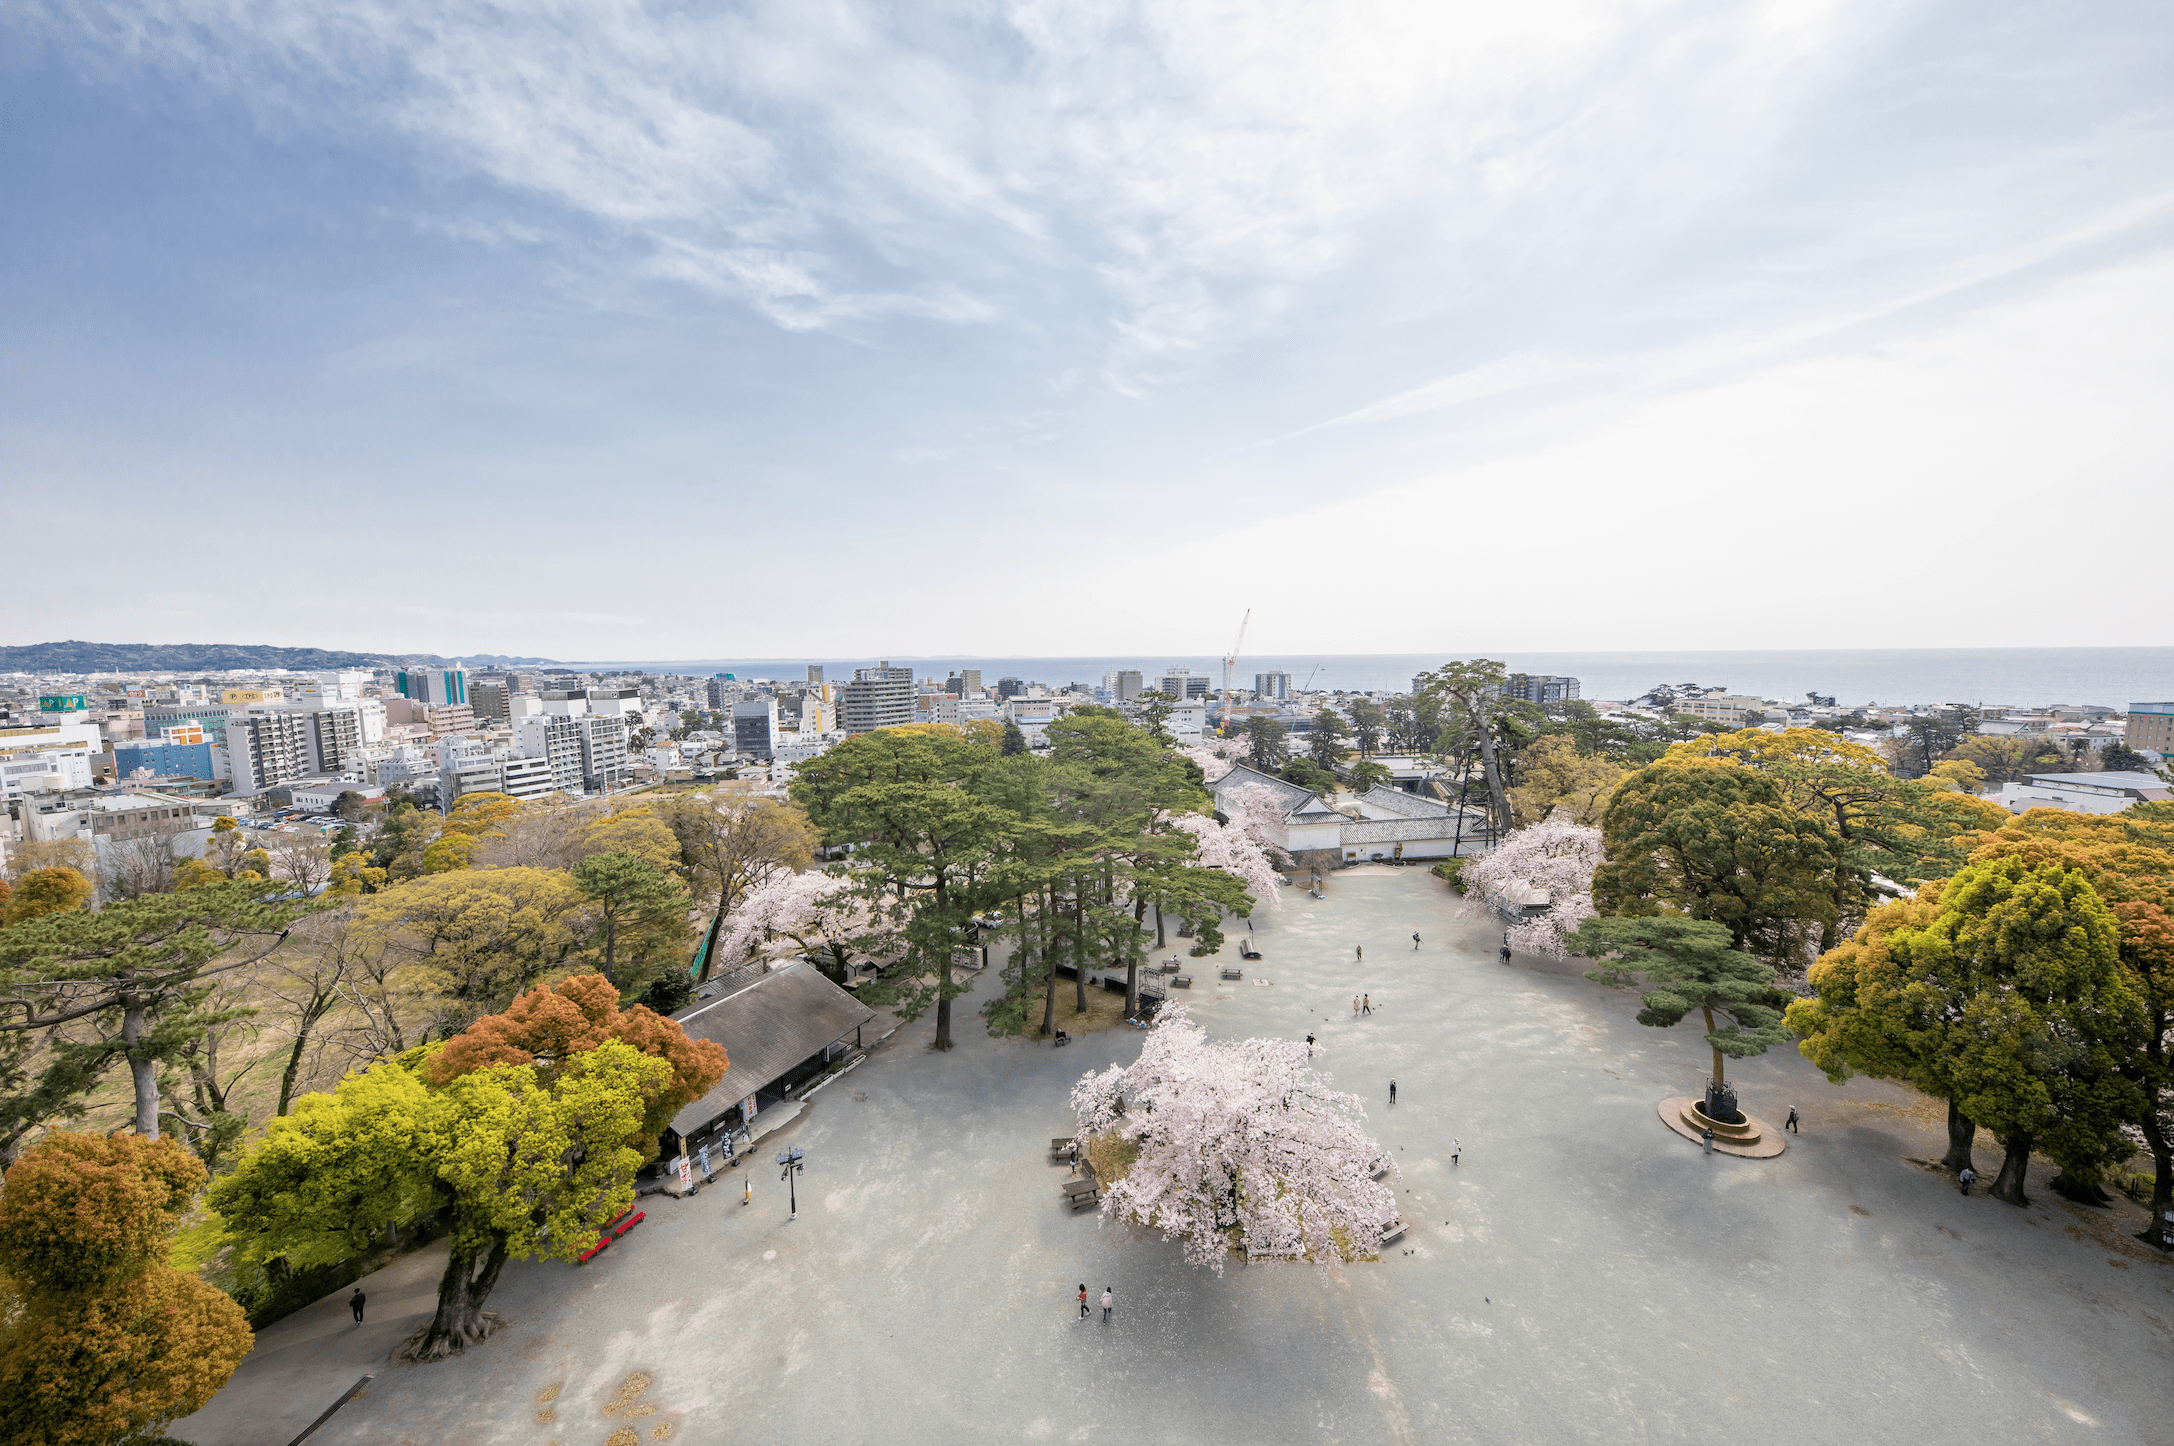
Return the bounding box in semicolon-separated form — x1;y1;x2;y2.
548;647;2174;710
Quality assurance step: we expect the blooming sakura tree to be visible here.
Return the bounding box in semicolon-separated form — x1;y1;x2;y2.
1457;818;1602;956
716;869;900;977
1072;1007;1395;1270
1180;738;1245;780
1168;809;1283;912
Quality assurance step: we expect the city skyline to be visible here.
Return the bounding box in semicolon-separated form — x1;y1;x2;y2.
5;2;2171;658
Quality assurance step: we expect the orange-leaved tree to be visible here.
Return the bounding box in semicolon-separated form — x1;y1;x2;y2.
427;970;725;1158
0;1132;252;1446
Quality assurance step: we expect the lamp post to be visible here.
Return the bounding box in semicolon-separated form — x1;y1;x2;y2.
776;1147;804;1221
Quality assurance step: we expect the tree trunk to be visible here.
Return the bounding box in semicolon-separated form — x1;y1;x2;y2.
1072;884;1089;1013
405;1233;511;1361
2137;1108;2172;1251
1125;956;1138;1017
123;998;159;1140
1940;1099;1978;1175
1701;1006;1724;1089
930;869;955;1051
1989;1132;2033;1207
1472;711;1512;841
1155;903;1165;949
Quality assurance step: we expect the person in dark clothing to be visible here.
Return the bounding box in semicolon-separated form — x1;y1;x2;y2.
349;1288;366;1324
1388;1079;1397;1105
1785;1106;1800;1134
1077;1284;1089;1318
1959;1167;1977;1196
1701;1126;1714;1155
1412;933;1421;949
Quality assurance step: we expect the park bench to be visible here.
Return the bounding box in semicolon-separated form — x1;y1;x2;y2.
1172;975;1191;989
577;1209;646;1265
1050;1137;1077;1163
1219;966;1242;981
1369;1153;1392;1180
1379;1218;1408;1246
1061;1177;1099;1209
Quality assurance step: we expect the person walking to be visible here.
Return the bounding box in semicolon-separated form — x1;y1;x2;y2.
1959;1167;1977;1196
1451;1138;1460;1165
1362;993;1371;1015
1701;1126;1715;1155
1101;1287;1114;1323
1499;933;1512;964
1077;1284;1090;1318
349;1288;366;1324
1389;1079;1397;1105
698;1142;713;1184
1785;1106;1800;1135
1305;1032;1316;1053
1356;944;1364;962
1412;932;1421;950
1352;995;1361;1017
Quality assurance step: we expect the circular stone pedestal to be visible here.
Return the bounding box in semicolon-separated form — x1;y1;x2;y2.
1657;1097;1787;1158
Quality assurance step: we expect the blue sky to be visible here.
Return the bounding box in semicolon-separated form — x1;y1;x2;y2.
4;1;2171;662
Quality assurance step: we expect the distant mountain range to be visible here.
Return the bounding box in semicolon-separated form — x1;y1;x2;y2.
0;641;560;674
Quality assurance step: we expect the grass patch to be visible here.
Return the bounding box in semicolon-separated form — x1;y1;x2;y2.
1085;1132;1138;1187
1023;977;1132;1040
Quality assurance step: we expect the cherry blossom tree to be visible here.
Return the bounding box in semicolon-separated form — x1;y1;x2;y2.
1071;1006;1395;1271
1456;817;1602;956
715;869;900;979
1168;809;1284;912
1180;738;1245;780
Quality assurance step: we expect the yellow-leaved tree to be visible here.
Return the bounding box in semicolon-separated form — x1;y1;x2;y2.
0;1132;253;1446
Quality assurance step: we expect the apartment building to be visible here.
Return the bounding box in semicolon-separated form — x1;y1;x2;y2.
733;698;780;758
841;663;915;733
1504;674;1582;706
2127;702;2174;756
226;711;316;794
396;668;468;707
1254;671;1290;701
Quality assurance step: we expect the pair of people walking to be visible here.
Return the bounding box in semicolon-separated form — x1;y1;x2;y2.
1351;993;1371;1016
1077;1284;1114;1321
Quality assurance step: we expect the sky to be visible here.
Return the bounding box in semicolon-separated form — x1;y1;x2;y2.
4;0;2171;663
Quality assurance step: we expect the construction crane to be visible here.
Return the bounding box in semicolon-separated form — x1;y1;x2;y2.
1220;608;1251;734
1302;664;1322;691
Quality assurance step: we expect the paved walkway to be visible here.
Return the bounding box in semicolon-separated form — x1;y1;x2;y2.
170;1241;447;1446
178;868;2174;1445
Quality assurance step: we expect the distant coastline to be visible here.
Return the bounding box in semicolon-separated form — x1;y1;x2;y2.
552;647;2174;710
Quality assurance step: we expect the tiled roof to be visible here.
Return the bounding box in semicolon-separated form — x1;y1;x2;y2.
1353;786;1450;819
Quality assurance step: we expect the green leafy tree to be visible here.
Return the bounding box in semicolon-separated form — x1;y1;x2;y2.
1307;707;1349;768
0;1131;252;1446
1133;691;1175;744
792;726;1017;1051
1243;715;1290;770
0;884;319;1145
213;1039;674;1360
571;849;693;990
1346;698;1385;757
1593;761;1842;961
1786;892;1984;1172
1889;858;2144;1206
1000;717;1029;756
1345;760;1392;793
1573;916;1790;1094
2099;741;2152;774
1415;661;1526;840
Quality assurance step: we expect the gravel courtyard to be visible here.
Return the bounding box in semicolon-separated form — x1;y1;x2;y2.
221;868;2172;1446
